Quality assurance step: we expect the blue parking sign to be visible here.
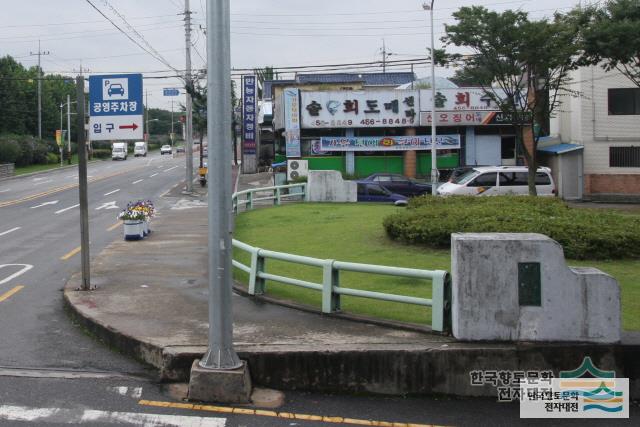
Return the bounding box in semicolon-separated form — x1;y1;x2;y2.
89;74;143;140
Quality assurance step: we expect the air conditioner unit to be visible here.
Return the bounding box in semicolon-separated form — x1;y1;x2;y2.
287;159;308;181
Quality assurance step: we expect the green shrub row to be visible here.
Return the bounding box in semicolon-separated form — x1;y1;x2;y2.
383;196;640;260
0;135;59;166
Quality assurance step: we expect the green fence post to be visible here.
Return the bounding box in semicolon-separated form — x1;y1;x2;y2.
275;187;281;205
247;192;253;211
431;271;446;332
322;259;340;313
232;197;238;214
248;248;265;295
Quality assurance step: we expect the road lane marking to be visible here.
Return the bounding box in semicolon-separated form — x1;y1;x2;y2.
60;246;81;261
0;227;20;237
30;200;59;209
104;189;120;196
139;399;438;426
55;204;79;214
0;405;226;426
0;264;33;285
0;189;10;193
132;179;144;184
33;179;53;186
149;173;158;177
0;286;24;303
107;221;121;231
107;386;143;399
95;201;119;211
164;165;179;172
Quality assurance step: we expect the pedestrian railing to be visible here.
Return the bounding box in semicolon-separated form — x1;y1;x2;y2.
231;183;449;332
232;183;306;213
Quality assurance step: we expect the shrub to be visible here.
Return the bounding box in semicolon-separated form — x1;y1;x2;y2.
92;148;111;159
46;152;59;164
0;139;20;163
383;196;640;260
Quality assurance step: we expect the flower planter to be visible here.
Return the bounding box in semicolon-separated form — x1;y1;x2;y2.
123;219;144;241
143;220;151;236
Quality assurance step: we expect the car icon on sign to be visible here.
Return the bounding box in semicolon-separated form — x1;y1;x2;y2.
108;83;125;96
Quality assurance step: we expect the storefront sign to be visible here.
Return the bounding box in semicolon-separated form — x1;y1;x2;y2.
319;135;460;152
301;90;419;129
242;75;257;155
420;110;528;126
418;88;504;112
284;88;301;157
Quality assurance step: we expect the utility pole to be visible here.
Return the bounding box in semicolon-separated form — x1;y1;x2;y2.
67;94;71;164
200;0;242;370
76;75;91;291
170;99;174;148
30;40;49;140
423;1;438;195
184;0;194;193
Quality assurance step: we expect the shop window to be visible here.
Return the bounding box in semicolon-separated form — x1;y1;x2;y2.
608;88;640;115
610;146;640;167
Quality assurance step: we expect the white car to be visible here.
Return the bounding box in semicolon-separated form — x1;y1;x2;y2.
436;166;556;196
160;145;172;155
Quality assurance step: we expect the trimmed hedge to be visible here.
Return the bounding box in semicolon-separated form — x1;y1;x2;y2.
383;196;640;260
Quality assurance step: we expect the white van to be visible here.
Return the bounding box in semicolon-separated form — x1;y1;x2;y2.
133;141;147;157
436;166;556;196
111;142;128;160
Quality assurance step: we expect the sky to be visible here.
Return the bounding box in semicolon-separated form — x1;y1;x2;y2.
0;0;586;111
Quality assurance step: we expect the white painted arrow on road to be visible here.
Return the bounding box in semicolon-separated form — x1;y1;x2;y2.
95;201;119;211
30;200;59;209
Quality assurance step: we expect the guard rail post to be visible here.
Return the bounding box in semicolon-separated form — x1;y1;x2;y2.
321;259;340;313
232;197;238;214
275;187;281;206
431;270;447;332
248;248;265;295
247;192;253;211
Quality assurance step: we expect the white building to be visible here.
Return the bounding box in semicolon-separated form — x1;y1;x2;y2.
552;65;640;200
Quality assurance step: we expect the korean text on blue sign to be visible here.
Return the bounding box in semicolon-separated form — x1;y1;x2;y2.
89;74;142;116
319;135;461;152
284;88;301;157
242;75;257;155
163;88;180;96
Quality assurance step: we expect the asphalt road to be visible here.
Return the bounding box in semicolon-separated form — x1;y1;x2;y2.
0;154;637;426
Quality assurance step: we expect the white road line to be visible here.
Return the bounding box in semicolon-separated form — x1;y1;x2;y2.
0;405;226;426
95;201;119;211
55;204;79;214
132;179;144;184
30;200;59;209
104;189;120;196
0;264;33;285
164;165;179;172
32;179;53;186
149;173;158;177
0;189;11;193
0;227;20;237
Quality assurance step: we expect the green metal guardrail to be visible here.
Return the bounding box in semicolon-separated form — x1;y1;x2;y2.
231;183;449;332
233;183;306;213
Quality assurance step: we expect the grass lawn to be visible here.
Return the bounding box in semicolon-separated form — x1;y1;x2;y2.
233;203;640;330
14;154;81;175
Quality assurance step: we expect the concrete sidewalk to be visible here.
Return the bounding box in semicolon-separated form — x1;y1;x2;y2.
64;172;640;397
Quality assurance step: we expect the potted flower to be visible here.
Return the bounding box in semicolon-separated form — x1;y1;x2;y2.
118;207;145;240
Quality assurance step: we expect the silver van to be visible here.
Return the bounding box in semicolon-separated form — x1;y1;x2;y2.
436;166;556;196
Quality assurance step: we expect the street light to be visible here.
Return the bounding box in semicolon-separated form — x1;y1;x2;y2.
423;1;438;195
60;96;77;165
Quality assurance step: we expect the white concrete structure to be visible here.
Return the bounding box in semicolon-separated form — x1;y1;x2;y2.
551;65;640;199
307;170;357;202
451;233;620;343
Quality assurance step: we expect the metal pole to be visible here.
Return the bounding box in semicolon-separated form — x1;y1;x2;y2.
76;76;91;290
424;1;438;195
145;90;148;141
171;100;174;147
200;0;242;370
185;0;194;192
37;40;42;140
67;94;71;165
60;103;63;166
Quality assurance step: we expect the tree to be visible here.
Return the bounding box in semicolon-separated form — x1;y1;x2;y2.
443;7;581;195
575;0;640;87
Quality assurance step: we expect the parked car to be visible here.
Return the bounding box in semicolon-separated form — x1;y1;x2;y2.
360;173;431;197
356;182;408;205
160;145;172;155
437;166;556;196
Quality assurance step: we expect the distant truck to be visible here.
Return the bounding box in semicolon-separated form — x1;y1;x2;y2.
112;142;128;160
133;141;147;157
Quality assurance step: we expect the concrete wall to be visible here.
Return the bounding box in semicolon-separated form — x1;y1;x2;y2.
307;170;357;202
451;233;621;343
0;163;14;179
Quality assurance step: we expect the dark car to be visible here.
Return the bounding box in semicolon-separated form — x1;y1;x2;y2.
107;83;125;96
356;182;408;205
361;173;431;197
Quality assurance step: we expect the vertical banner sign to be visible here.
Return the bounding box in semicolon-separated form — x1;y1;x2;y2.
284;88;301;157
242;75;257;155
89;74;143;141
55;129;62;146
